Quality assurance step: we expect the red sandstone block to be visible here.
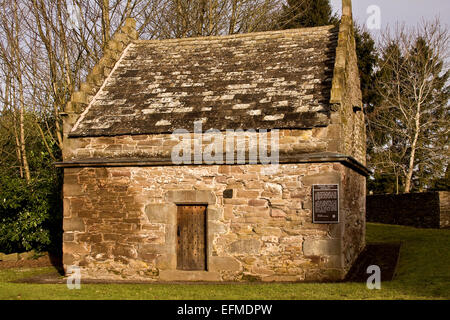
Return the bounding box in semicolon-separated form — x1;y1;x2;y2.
63;218;85;232
223;198;248;205
131;135;149;141
137;139;161;146
63;233;74;242
248;199;268;207
103;233;120;241
218;166;231;174
271;208;287;218
111;170;131;177
236;190;260;198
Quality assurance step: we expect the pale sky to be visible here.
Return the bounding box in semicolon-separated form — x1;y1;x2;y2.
330;0;450;36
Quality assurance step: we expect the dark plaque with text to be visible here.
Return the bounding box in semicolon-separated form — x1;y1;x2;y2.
312;184;339;223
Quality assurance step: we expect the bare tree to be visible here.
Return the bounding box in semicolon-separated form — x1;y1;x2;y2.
157;0;283;38
0;0;32;181
0;0;289;183
368;20;449;193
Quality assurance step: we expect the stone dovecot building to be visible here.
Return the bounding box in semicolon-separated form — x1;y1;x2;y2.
57;0;370;282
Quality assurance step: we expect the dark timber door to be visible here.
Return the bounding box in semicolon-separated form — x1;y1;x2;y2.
177;205;207;271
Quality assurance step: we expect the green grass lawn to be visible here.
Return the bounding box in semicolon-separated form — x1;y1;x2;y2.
0;223;449;300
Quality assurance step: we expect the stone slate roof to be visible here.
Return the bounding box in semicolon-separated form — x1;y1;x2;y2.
70;25;338;137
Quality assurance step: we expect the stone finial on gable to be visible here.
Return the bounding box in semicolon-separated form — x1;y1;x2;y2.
342;0;352;19
329;0;362;109
63;18;138;133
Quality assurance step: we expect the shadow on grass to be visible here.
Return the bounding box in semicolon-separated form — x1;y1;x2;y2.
345;242;401;282
365;223;450;299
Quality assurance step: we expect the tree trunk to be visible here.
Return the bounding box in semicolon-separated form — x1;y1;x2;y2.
229;0;238;34
404;110;421;193
6;72;24;178
13;1;31;182
102;0;111;47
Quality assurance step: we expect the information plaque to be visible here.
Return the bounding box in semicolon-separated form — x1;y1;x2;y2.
312;184;339;223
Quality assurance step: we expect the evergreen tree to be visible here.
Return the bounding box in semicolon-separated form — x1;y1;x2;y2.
278;0;337;29
430;166;450;191
354;25;379;111
277;1;378;109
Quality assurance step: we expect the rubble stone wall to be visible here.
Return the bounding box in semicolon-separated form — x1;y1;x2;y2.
63;162;364;281
367;191;450;229
64;128;340;162
440;192;450;229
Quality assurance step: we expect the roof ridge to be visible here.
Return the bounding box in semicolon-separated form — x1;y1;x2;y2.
132;25;337;45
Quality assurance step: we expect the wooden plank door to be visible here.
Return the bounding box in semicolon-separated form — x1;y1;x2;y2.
177;205;207;271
